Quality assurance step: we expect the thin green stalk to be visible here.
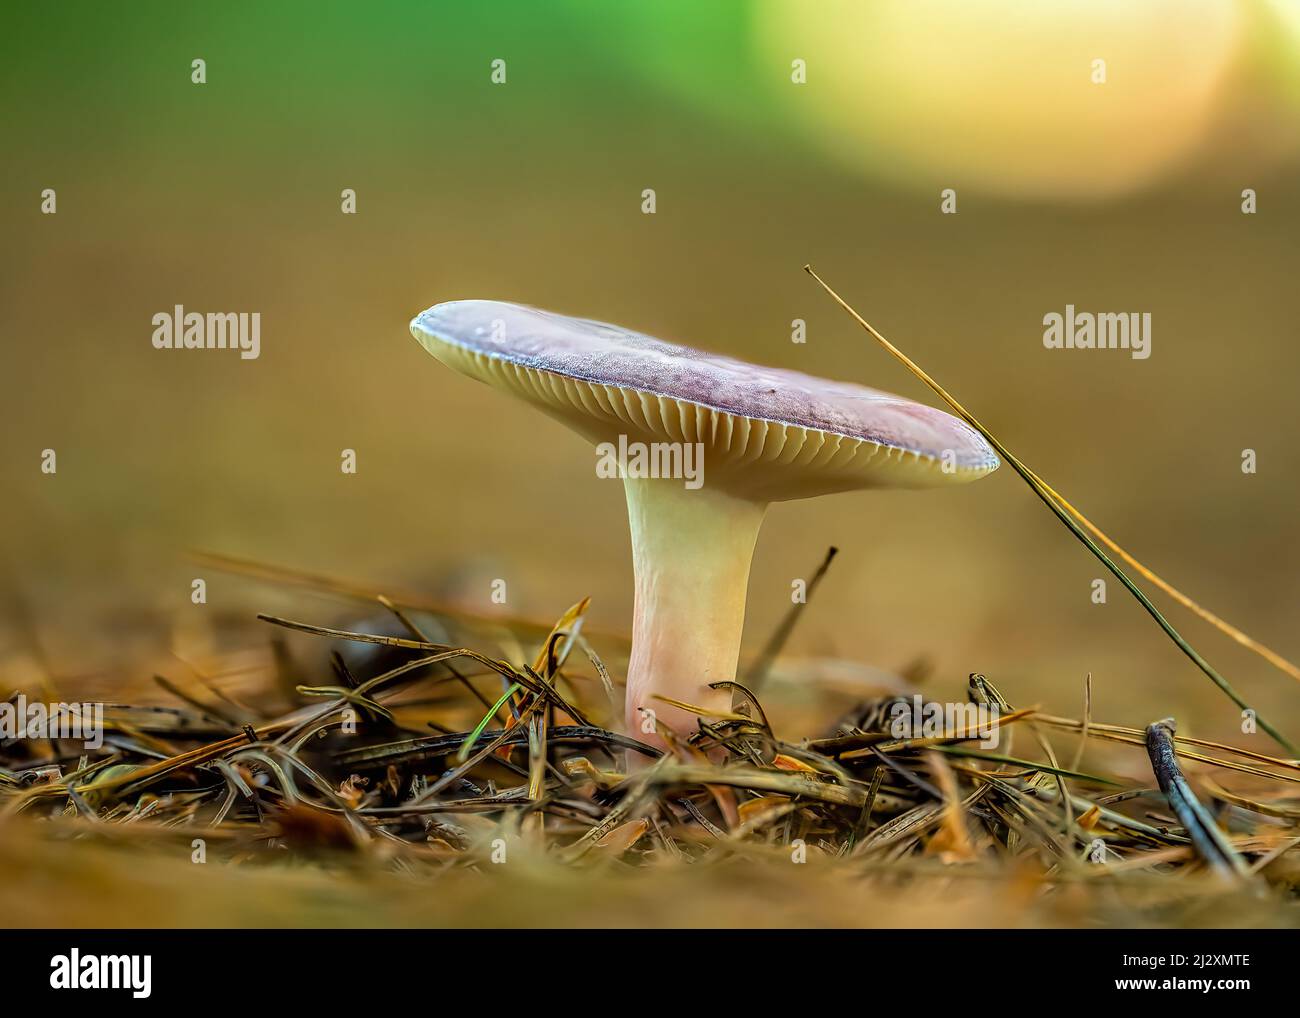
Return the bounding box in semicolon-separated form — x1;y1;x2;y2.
457;682;521;764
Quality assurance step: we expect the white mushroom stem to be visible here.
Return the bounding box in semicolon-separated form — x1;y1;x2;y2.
622;475;768;743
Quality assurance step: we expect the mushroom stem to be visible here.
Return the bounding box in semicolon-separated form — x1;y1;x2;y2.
622;475;768;743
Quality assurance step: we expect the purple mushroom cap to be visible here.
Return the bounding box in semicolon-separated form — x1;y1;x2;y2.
412;300;998;498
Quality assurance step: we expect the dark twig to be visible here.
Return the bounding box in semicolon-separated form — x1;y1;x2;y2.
1145;718;1250;880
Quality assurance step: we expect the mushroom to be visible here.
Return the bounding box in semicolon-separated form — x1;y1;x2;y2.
410;301;998;744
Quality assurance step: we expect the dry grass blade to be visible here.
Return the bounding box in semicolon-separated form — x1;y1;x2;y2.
1034;715;1300;783
1021;471;1300;684
804;263;1298;757
925;750;975;861
743;545;837;691
194;549;612;640
1200;777;1300;820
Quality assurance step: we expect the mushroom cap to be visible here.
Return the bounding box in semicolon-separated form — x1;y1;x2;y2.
411;300;998;500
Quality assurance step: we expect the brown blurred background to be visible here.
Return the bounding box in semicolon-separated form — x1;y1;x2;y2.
2;0;1299;749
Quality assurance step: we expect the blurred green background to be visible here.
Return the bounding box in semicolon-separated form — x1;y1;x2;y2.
2;0;1299;747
